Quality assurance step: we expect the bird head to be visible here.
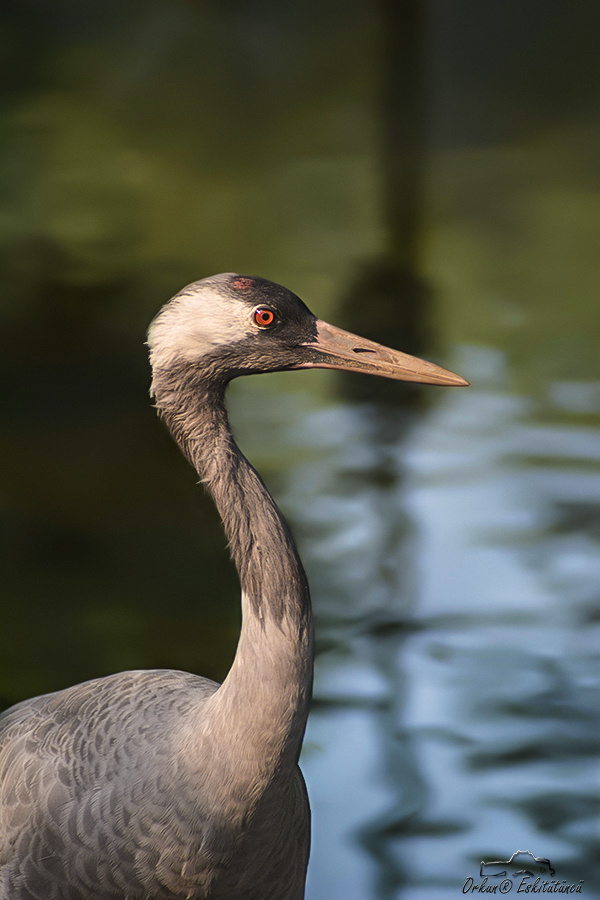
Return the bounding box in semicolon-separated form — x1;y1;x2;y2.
148;273;468;388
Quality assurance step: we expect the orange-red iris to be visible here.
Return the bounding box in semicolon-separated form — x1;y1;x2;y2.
253;308;275;327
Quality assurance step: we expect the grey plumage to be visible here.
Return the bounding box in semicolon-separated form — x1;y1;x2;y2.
0;274;467;899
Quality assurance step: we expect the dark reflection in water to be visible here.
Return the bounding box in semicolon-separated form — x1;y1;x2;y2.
229;346;600;900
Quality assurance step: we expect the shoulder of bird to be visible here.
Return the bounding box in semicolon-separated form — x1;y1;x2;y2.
0;670;221;897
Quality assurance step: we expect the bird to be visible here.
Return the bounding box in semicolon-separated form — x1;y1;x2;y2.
0;273;467;899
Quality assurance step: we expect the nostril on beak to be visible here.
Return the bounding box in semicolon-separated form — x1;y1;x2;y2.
352;347;376;354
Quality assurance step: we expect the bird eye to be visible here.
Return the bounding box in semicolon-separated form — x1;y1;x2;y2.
253;307;276;328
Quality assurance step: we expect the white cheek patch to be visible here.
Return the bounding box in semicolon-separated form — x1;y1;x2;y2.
148;279;255;369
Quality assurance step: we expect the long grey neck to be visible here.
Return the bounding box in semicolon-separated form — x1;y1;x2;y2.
153;366;314;779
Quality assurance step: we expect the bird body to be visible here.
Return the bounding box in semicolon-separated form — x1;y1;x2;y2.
0;670;309;899
0;274;466;898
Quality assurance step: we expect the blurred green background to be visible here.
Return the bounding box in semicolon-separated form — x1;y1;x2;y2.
1;2;599;898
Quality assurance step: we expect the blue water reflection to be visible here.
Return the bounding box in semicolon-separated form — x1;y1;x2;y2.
231;346;600;899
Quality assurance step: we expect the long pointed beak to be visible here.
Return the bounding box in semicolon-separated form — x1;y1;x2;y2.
297;319;469;387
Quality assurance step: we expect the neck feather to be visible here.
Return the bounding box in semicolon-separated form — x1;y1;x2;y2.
154;366;310;626
152;364;314;774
